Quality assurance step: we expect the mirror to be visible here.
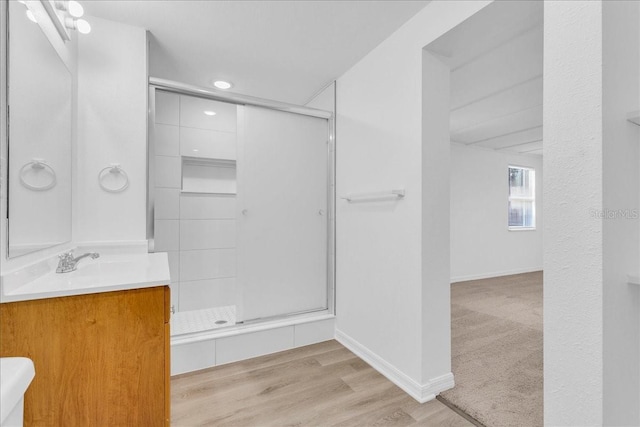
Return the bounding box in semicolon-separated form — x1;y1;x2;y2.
7;1;72;258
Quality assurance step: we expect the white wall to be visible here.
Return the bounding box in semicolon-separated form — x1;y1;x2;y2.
335;1;492;400
602;1;640;425
544;2;604;425
450;144;543;282
75;17;148;244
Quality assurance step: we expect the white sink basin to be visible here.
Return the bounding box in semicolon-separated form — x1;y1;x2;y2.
0;357;35;426
0;252;170;303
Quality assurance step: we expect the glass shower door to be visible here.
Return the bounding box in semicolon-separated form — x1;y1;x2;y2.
236;106;329;322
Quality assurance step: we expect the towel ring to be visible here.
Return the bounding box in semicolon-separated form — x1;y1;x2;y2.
19;159;57;191
98;164;129;193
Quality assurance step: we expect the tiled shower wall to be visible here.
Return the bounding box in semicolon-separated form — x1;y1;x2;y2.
153;91;238;313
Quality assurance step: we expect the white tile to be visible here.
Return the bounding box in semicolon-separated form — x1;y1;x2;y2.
216;326;294;365
180;127;236;160
155;188;180;219
180;220;236;250
180;194;236;219
179;278;237;311
154;220;179;251
155;91;179;126
167;250;180;282
180;96;237;132
169;282;180;311
171;339;216;376
180;249;236;281
155;156;181;188
294;318;335;347
155;124;179;156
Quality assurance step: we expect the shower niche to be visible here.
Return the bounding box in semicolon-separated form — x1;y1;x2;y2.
149;85;332;338
181;157;237;194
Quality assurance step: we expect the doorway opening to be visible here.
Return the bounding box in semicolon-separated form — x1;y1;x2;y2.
424;2;544;426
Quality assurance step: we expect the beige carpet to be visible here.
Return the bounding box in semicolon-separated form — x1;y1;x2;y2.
440;271;543;427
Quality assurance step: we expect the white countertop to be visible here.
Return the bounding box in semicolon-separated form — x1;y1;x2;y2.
0;357;35;424
1;252;171;303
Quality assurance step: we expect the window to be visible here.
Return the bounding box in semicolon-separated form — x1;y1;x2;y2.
508;166;535;229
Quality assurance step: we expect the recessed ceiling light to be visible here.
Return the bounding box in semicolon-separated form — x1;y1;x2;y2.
213;80;233;90
203;110;216;116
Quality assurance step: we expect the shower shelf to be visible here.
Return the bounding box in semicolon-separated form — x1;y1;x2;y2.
628;274;640;286
628;111;640;126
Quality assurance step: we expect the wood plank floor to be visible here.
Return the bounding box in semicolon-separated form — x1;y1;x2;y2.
171;340;474;426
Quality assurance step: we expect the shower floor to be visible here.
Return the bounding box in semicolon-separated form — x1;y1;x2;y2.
171;305;236;336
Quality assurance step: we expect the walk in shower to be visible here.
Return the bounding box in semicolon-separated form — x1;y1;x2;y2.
147;79;335;343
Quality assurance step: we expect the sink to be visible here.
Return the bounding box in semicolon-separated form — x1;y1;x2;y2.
0;252;170;303
0;357;35;426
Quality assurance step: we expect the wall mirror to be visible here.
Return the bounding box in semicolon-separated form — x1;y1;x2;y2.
6;0;72;258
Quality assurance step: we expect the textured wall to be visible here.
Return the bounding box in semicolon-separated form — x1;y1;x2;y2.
543;2;604;425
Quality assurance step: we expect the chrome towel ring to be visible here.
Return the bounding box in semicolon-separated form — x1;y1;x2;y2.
19;159;57;191
98;163;129;193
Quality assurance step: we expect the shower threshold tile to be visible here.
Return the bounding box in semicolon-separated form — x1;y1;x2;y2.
171;305;236;336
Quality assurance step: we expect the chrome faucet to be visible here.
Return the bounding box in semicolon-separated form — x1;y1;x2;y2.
56;251;100;273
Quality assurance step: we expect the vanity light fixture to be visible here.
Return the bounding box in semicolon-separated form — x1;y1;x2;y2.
66;1;84;18
66;17;91;34
26;9;37;23
55;0;83;17
51;1;91;35
204;110;217;116
213;80;233;90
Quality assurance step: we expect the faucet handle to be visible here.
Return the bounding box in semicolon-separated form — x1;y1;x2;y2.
58;251;74;261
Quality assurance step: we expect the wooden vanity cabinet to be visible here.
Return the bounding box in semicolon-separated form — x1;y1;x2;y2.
0;286;171;427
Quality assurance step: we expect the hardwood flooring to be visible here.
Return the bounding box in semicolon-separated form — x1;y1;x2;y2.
171;340;474;426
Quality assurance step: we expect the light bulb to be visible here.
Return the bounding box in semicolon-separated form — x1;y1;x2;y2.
26;9;37;23
68;1;84;18
203;111;216;116
213;80;232;90
75;19;91;34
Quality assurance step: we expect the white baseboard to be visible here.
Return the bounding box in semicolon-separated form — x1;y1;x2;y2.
451;266;542;283
335;329;454;403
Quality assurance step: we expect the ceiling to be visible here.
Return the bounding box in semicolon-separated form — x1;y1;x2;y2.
427;1;544;156
84;1;428;105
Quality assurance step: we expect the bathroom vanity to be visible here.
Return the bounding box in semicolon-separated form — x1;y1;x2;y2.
0;253;171;427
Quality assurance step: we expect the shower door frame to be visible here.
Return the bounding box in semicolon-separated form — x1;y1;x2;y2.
146;77;336;319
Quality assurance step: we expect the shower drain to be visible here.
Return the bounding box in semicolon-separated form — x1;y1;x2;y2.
215;320;228;325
